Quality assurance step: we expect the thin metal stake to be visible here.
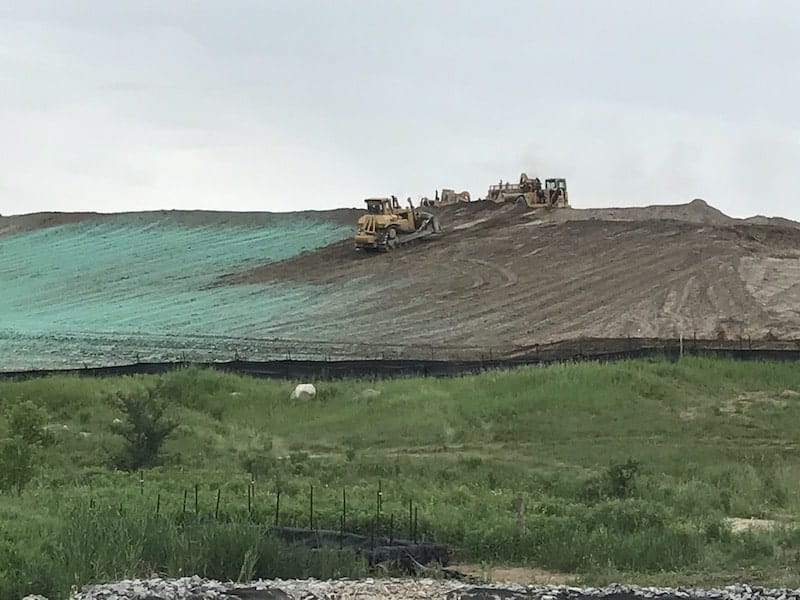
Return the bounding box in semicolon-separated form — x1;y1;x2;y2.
342;487;347;532
408;498;413;540
375;490;381;540
309;484;314;530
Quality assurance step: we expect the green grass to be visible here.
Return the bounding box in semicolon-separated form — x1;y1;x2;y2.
2;356;800;597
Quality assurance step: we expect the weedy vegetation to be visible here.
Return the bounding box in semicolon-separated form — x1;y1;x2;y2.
1;357;800;597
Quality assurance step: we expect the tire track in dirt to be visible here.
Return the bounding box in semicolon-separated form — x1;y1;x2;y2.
466;259;518;288
199;202;800;348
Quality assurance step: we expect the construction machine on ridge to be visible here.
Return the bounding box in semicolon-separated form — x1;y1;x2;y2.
420;188;471;207
354;196;442;252
485;173;569;208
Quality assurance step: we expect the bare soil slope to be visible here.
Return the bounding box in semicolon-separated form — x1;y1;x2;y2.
223;200;800;346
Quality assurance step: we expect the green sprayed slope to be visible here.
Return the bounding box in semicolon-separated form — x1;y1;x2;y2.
0;214;352;338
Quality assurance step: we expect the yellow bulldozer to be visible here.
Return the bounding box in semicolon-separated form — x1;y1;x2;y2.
485;173;569;208
354;196;443;252
420;188;471;207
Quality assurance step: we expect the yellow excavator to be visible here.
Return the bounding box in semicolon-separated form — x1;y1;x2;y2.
354;196;443;252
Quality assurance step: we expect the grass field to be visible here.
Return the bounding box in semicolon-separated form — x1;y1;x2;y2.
2;357;800;597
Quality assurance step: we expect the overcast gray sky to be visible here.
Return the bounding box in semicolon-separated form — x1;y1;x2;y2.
1;0;799;218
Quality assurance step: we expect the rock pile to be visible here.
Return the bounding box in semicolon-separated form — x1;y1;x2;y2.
31;578;800;600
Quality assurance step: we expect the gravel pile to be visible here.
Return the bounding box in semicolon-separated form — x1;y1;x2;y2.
21;578;800;600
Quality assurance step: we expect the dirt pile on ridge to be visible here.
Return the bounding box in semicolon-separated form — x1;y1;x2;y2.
542;198;735;225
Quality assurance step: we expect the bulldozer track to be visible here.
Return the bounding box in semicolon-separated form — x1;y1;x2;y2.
467;258;518;288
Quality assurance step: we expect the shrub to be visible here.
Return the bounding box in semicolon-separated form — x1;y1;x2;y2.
606;459;640;498
0;401;55;495
0;438;35;495
7;401;54;446
110;386;177;470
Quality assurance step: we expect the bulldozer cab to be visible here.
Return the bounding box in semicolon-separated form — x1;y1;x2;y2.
545;178;567;191
365;196;406;215
365;199;387;214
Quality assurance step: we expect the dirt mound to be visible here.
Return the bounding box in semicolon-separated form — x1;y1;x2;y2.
743;215;800;229
222;200;800;346
540;198;735;226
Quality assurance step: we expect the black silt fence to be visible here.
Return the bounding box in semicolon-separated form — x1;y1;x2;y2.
2;339;800;381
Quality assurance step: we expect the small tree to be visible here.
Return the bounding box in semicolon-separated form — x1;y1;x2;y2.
110;386;177;470
606;458;640;498
0;437;35;495
8;401;54;447
0;401;54;495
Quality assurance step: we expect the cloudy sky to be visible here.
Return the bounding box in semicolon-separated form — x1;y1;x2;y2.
1;0;799;218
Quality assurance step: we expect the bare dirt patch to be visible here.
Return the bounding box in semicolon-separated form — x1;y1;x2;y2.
726;517;779;533
454;563;578;585
719;391;790;415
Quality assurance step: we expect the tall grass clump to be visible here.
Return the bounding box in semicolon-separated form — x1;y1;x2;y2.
454;496;706;572
56;505;367;593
